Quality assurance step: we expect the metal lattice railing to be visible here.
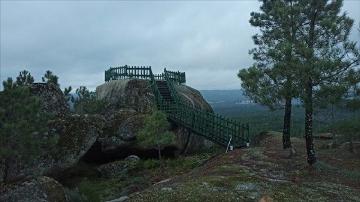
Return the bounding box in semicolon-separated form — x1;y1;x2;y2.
161;69;249;148
105;65;249;148
105;65;185;84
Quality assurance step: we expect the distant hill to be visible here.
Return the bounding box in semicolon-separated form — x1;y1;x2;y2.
199;89;251;105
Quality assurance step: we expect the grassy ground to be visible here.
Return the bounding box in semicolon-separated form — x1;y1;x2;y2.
63;150;219;202
129;132;360;202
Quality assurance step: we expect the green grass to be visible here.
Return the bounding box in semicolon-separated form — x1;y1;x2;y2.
71;151;219;202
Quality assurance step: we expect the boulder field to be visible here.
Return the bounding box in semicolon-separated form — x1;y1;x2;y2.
0;79;214;201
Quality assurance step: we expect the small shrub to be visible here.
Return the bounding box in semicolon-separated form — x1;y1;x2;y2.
137;110;175;162
74;86;107;114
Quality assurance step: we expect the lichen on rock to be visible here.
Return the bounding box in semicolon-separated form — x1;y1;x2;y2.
0;176;68;202
96;79;155;113
30;82;70;117
96;79;214;153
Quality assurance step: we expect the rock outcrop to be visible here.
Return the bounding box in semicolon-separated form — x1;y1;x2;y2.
2;114;104;183
0;176;68;202
48;114;105;174
97;155;139;178
97;79;155;113
174;84;212;112
100;109;146;152
96;79;214;154
30;82;70;117
1;78;215;199
1;83;105;183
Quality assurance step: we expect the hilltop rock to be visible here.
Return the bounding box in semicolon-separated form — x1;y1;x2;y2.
96;79;214;153
0;176;68;202
97;79;154;113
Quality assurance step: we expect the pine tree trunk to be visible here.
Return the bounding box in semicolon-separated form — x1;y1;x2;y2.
304;7;318;165
158;145;162;167
349;138;354;153
331;104;336;145
4;157;9;182
283;97;292;149
305;79;316;165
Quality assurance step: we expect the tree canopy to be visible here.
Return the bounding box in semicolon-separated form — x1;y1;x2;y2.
137;110;175;161
42;70;59;87
239;0;303;149
16;70;34;86
0;78;55;174
241;0;360;165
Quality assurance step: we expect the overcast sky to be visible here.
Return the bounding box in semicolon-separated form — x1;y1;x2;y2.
1;0;359;91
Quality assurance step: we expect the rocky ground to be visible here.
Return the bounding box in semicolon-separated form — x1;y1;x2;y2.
2;81;359;201
128;132;360;202
58;149;219;201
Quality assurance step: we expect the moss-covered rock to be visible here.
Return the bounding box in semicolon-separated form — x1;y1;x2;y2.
96;79;155;113
2;114;105;183
96;79;214;153
48;114;105;174
30;82;70;117
0;176;68;202
97;157;139;178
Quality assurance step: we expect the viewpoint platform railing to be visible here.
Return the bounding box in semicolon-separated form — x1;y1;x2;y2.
105;65;249;148
105;65;185;84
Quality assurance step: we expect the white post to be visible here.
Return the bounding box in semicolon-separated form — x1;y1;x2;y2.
226;135;232;153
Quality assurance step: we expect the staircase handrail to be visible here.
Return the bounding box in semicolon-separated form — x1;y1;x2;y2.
104;65;250;147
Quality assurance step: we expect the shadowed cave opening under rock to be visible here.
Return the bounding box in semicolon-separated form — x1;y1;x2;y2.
81;141;180;165
55;142;180;187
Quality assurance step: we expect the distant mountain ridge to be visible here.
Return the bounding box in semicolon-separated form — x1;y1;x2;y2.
199;89;251;104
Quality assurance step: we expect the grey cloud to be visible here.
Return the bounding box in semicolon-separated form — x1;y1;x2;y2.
1;1;359;90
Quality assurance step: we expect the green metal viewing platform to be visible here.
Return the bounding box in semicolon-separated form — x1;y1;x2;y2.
105;65;249;149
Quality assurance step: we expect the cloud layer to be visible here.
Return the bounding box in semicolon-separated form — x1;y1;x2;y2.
1;1;359;90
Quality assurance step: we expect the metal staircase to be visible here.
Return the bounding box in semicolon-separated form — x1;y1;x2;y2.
105;65;250;148
156;80;174;103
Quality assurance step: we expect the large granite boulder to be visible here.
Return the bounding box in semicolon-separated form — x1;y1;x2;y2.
100;109;146;152
97;79;155;113
30;83;70;117
1;82;105;183
48;114;105;174
174;84;213;112
0;176;68;202
1;114;104;183
95;79;214;154
97;155;140;178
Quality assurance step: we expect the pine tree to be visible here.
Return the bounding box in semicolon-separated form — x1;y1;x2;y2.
342;69;360;153
345;69;360;114
76;86;91;100
74;86;106;114
16;70;34;86
0;77;55;181
294;0;359;164
239;0;301;149
2;77;16;91
42;70;59;87
243;0;359;164
64;86;73;102
137;110;175;164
